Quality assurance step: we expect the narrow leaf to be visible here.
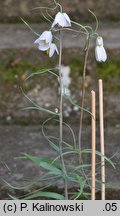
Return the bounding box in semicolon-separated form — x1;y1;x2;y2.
64;94;92;116
24;154;61;168
42;117;60;152
22;106;59;116
25;68;58;81
23;192;65;200
39;162;62;175
20;17;40;36
82;149;115;169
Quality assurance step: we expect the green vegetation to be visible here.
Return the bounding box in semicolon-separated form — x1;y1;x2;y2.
0;56;120;89
69;58;83;76
0;59;45;84
97;60;120;77
96;60;120;91
0;56;119;125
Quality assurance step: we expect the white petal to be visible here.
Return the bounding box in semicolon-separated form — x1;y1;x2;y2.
39;41;50;51
55;12;62;20
59;15;68;27
34;37;41;44
65;20;71;27
63;13;71;26
49;44;55;57
95;46;107;62
55;44;59;55
40;31;52;44
49;43;59;58
100;46;107;62
52;12;71;28
51;20;56;28
40;31;48;40
45;31;53;44
52;12;61;28
58;13;69;27
96;36;104;46
53;12;66;27
95;46;102;62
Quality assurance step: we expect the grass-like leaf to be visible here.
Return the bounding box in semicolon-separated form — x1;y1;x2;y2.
74;178;86;200
24;153;61;169
42;117;60;152
20;17;40;36
54;119;77;150
8;194;18;200
21;88;59;116
81;149;115;169
24;153;62;175
64;94;92;116
25;68;58;81
73;164;92;172
22;106;59;116
22;191;65;200
39;162;62;175
88;9;99;33
2;171;59;191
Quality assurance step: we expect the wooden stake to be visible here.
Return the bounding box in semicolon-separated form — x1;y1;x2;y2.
99;79;105;200
91;90;96;200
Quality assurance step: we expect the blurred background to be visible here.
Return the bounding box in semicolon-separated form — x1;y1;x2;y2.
0;0;120;199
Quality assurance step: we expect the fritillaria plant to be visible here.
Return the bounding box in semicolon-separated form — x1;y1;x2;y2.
23;0;108;200
6;0;114;201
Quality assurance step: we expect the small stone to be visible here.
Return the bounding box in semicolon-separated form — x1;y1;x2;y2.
116;124;120;128
45;103;51;108
6;116;12;121
55;108;59;113
73;106;79;112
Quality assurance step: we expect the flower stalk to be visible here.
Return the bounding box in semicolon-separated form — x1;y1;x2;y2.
58;31;68;200
78;36;90;162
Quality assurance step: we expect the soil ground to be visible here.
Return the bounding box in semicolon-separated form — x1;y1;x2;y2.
0;125;120;199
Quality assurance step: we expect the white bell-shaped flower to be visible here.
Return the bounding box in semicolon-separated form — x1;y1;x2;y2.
95;46;107;62
96;36;104;46
48;43;59;58
52;12;71;28
34;31;53;51
95;36;107;62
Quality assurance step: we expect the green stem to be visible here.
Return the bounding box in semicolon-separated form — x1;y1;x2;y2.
54;0;62;12
78;36;90;162
59;31;68;200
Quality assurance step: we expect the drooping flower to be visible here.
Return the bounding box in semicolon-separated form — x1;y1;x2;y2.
34;31;58;58
34;31;53;51
95;36;107;62
52;12;71;28
48;43;59;58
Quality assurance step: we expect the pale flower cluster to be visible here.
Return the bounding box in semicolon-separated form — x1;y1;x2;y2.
34;12;71;57
34;10;107;62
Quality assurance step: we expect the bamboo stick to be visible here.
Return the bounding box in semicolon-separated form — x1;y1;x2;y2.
91;90;96;200
99;79;105;200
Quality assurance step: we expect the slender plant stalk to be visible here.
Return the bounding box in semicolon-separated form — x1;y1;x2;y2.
58;31;68;200
78;36;90;162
